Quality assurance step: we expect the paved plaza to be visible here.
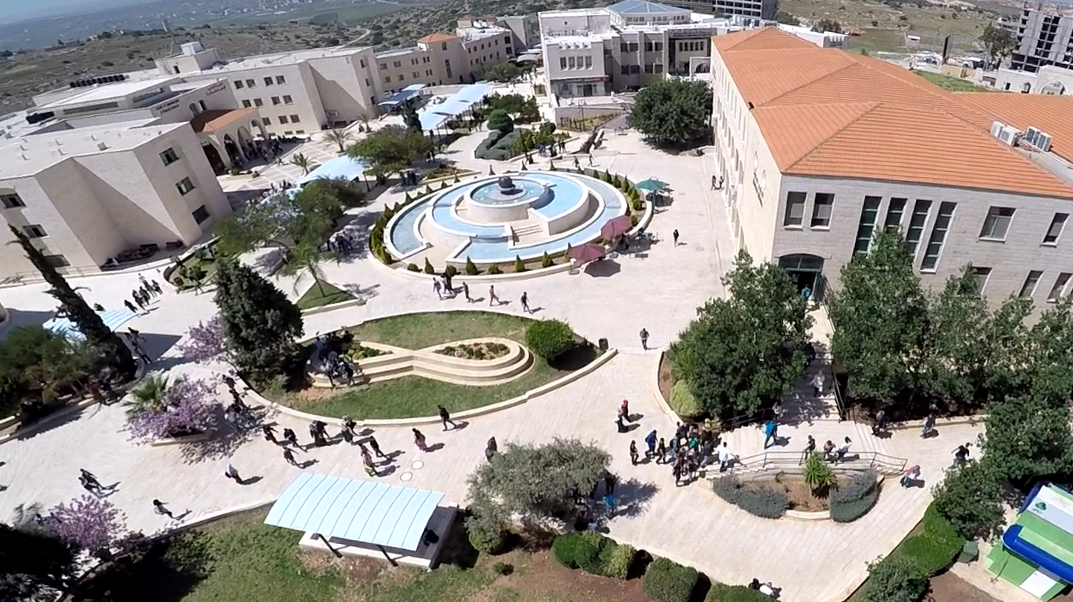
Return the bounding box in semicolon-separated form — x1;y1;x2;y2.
0;127;982;602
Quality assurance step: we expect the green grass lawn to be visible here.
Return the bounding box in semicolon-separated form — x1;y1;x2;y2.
269;311;595;419
296;281;355;310
914;70;987;92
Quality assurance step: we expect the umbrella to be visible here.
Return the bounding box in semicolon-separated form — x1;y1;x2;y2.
635;177;668;193
569;243;606;264
600;215;633;240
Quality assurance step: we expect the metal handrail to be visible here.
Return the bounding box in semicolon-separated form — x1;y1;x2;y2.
716;450;908;477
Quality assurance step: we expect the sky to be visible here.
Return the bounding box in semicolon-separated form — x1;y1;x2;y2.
0;0;163;26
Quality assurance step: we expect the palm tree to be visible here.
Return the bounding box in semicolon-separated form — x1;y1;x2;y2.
284;239;329;298
290;153;314;175
125;374;173;416
324;129;351;154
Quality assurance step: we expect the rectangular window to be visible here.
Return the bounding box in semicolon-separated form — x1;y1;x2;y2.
629;64;640;74
245;79;256;88
971;266;992;293
853;196;882;254
920;201;956;271
272;96;281;105
620;43;629;53
584;56;592;68
360;59;366;67
905;199;932;255
191;205;210;224
1048;273;1072;301
441;42;448;51
783;191;806;227
398;74;404;81
262;116;271;125
1044;212;1068;244
980;206;1015;240
654;64;663;73
1;193;25;209
384;75;392;83
568;56;576;69
295;130;305;135
283;95;293;104
621;65;629;75
253;98;263;107
242;99;252;108
278;115;288;124
276;75;285;85
175;177;195;196
393;61;402;68
160;147;179;166
290;115;300;123
44;254;68;268
884;198;907;229
644;64;653;74
413;72;419;79
23;224;47;238
811;193;834;228
379;63;386;70
234;80;244;89
1020;270;1043;298
264;76;273;86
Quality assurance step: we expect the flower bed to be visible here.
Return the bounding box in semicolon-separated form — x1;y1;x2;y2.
435;341;510;360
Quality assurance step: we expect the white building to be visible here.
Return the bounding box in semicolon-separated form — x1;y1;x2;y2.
0;119;231;278
711;27;1073;307
1010;7;1073;73
976;64;1073;95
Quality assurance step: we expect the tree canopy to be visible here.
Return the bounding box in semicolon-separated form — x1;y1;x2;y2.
626;79;712;146
813;19;842;33
214;258;303;382
0;523;77;601
347;124;434;176
980;23;1015;68
668;250;812;420
486;109;514;134
401;99;422;132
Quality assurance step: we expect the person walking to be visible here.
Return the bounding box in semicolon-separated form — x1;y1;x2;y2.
629;441;639;465
672;459;684;486
368;435;386;458
801;434;816;463
811;371;825;397
485;436;498;461
133;342;152;365
644;429;657;459
80;469;103;490
835;437;852;464
520;291;530;313
153;499;174;519
952;443;971;468
573;156;581;170
123;299;138;314
763;419;777;449
433;278;443;300
79;475;102;496
901;465;921;488
672;229;680;247
150;280;163;296
413;428;429;452
438;405;457;430
655;437;667;464
488;285;500;306
872;409;887;436
717;441;734;472
604;472;616;495
619;399;630;422
224;463;242;484
363;452;379;477
588;152;594;166
283;448;299;467
639;328;649;350
710;175;717;190
132;291;146;312
283;427;299;447
463;281;471;303
922;412;936;438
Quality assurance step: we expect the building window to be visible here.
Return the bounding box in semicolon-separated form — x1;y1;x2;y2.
1020;270;1043;298
365;78;371;86
783;191;806;227
441;42;448;51
279;115;288;124
385;75;392;83
1048;273;1072;302
276;76;285;84
264;76;273;86
1044;212;1068;244
295;130;305;135
160;147;180;166
175;177;196;196
629;64;640;74
585;56;592;68
413;72;419;78
245;79;256;88
884;198;907;229
920;201;956;271
272;96;281;105
360;59;366;67
1;193;25;208
379;63;386;70
905;199;932;255
283;95;293;104
853;196;882;253
620;42;629;53
398;74;405;81
242;99;252;108
568;56;576;69
654;64;663;73
254;98;264;107
44;254;68;268
621;66;629;75
290;115;300;123
811;193;834;229
971;266;992;293
426;70;432;76
393;61;402;68
22;224;47;238
644;64;653;74
262;117;271;125
980;206;1015;240
234;80;244;89
192;205;210;224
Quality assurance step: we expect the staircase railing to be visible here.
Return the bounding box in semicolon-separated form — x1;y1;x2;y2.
712;449;908;478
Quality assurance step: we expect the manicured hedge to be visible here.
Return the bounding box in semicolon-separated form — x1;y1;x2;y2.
524;319;575;360
706;583;772;602
829;470;879;523
669;380;703;419
858;503;963;602
474;131;502;158
711;475;788;519
829;490;879;523
643;557;699;602
551;532;634;579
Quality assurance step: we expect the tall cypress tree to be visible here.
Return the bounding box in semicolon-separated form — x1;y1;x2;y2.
401;99;422;133
214;257;303;382
9;226;136;378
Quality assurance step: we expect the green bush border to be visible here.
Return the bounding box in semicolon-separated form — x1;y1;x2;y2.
643;557;699;602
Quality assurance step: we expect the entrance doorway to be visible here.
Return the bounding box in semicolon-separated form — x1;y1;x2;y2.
779;254;825;301
202;143;226;175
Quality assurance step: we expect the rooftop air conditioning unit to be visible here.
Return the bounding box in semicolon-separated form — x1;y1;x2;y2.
1035;132;1053;153
990;120;1006;138
998;126;1020;146
1024;126;1041;147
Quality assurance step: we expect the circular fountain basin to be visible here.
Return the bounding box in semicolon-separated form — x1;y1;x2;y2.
466;177;551;222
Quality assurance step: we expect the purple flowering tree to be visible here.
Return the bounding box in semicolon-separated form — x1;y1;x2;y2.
178;316;231;364
44;494;126;553
127;376;219;442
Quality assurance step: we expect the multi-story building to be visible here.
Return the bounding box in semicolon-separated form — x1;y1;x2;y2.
1010;7;1073;73
0;120;231;278
711;27;1073;308
975;63;1073;95
660;0;776;21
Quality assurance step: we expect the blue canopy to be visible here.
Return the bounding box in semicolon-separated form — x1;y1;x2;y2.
416;83;497;132
44;309;137;340
265;473;445;551
378;84;426;107
299;156;367;186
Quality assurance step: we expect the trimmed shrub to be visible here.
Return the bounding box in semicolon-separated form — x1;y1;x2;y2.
487;263;502;275
643;557;699;602
829;470;878;504
575;533;610;575
464;257;479;275
525;319;575;360
829;490;879;523
513;255;527;273
465;514;506;554
861;554;928;602
706;584;771;602
712;475;741;504
404;192;413;202
897;505;963;574
669;380;703;419
603;542;636;580
552;532;593;569
541;252;554;268
474;131;503;158
711;476;788;519
444;265;458;277
423;258;436;274
406;263;420;272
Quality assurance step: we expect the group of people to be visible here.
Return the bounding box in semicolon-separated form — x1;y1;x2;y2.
120;327;152;365
327;222;362;257
311;332;359;387
222;376;257;431
122;274;164;317
628;416;736;487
